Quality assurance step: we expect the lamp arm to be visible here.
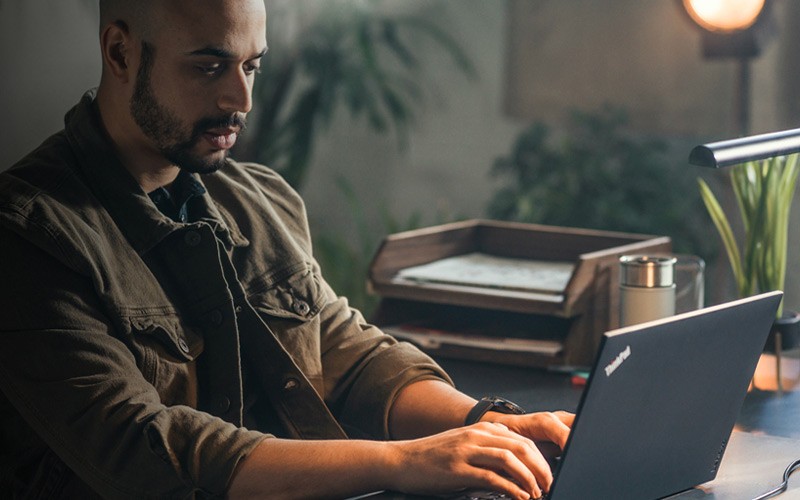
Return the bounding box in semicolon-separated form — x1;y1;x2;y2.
690;128;800;168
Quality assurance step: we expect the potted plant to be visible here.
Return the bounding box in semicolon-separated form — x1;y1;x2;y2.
487;107;716;257
235;0;475;190
698;153;800;359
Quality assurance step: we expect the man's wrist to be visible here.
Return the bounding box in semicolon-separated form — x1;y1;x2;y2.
464;397;526;426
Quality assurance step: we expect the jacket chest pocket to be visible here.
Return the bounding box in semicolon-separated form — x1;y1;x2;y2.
247;266;328;385
123;315;204;407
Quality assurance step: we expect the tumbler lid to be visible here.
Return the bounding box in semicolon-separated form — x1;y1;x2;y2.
619;255;676;288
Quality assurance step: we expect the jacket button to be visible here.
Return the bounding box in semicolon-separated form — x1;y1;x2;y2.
283;377;300;392
178;338;190;354
184;231;201;247
209;309;223;327
292;300;310;316
217;396;231;413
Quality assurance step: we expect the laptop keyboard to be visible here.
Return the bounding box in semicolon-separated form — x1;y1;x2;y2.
451;446;560;500
452;491;511;499
452;491;548;500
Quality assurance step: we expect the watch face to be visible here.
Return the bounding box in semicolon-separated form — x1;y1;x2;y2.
487;397;525;414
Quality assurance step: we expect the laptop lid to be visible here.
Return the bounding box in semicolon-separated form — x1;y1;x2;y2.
549;291;782;500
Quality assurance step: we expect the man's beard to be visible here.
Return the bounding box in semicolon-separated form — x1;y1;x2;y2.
130;42;246;174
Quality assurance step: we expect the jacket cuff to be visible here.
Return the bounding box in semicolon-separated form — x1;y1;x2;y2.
337;342;453;439
144;406;270;496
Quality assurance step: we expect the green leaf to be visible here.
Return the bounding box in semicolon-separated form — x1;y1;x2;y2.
698;178;746;295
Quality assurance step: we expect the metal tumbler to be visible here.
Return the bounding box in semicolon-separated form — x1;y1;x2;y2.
619;255;677;327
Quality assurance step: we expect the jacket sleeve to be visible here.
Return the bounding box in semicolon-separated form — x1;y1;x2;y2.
242;164;452;439
0;229;267;499
316;280;455;440
237;162;455;440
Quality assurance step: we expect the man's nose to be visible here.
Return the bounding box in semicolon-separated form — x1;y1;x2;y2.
218;69;253;114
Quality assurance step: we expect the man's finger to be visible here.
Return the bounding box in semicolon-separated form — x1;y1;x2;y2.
477;433;555;493
467;450;541;499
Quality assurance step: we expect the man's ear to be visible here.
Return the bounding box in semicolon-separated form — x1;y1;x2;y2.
100;21;134;83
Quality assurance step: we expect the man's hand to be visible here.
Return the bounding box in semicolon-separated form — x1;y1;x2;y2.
483;410;575;451
386;417;571;499
230;381;574;499
227;413;572;500
387;380;574;498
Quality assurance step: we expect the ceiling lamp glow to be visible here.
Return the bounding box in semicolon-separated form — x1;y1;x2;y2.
682;0;766;32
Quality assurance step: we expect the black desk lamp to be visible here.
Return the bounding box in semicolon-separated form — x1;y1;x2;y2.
689;127;800;168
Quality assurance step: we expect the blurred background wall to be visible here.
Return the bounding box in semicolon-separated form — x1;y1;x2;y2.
2;0;800;313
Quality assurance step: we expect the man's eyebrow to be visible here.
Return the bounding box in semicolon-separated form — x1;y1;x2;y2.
186;47;268;60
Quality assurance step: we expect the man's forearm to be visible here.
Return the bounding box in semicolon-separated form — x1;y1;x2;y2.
228;381;574;499
388;379;477;439
228;420;559;500
227;437;397;500
228;381;481;498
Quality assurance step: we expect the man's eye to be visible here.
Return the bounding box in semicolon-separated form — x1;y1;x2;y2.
244;64;261;76
197;64;223;76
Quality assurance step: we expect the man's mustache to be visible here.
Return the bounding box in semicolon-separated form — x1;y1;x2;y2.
195;114;248;134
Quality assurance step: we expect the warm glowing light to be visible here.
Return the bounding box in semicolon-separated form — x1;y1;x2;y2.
751;353;800;392
683;0;766;32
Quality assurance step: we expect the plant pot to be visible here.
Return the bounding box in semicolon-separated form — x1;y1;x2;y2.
763;311;800;353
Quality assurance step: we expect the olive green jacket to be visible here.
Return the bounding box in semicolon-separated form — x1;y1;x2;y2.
0;92;450;499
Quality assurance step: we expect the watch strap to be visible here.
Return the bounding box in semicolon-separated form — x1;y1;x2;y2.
464;396;525;426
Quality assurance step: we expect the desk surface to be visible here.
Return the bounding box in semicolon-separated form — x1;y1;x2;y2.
358;431;799;500
673;431;800;498
434;358;800;499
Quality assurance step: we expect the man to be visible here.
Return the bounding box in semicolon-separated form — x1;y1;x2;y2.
0;0;573;498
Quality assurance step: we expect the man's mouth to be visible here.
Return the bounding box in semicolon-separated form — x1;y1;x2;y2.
203;128;239;150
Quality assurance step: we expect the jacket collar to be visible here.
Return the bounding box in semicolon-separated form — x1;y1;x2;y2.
65;90;247;254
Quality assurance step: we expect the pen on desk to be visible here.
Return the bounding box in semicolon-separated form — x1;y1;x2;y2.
570;371;589;387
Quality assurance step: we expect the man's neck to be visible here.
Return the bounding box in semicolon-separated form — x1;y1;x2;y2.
138;168;181;193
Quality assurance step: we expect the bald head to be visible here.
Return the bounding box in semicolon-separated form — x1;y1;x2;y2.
98;0;159;39
99;0;266;41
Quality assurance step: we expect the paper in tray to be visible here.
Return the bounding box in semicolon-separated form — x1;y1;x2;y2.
395;252;575;294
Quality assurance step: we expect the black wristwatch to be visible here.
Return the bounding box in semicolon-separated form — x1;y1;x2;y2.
465;396;526;426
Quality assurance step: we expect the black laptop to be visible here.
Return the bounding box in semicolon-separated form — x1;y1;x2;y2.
542;291;781;499
354;291;783;500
